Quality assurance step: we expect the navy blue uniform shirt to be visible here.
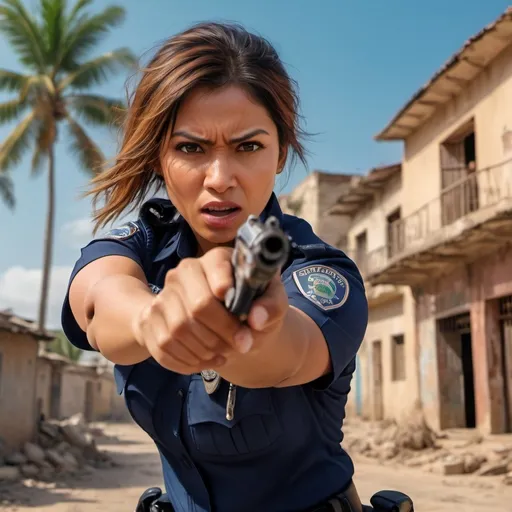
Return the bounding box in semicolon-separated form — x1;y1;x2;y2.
61;193;368;512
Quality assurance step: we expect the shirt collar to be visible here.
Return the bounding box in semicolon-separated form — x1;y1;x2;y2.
154;192;283;263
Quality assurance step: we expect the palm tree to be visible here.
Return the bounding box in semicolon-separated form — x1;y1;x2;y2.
0;0;136;331
0;173;14;208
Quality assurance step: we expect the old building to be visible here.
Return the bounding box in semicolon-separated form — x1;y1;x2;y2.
0;311;53;449
366;8;512;433
279;170;357;246
327;164;420;422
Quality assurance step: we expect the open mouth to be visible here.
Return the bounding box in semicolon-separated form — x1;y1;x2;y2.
201;206;241;217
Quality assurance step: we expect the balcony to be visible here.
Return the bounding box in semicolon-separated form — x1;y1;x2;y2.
343;250;403;306
365;159;512;286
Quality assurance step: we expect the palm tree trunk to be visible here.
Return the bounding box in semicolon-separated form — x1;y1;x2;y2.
38;144;55;332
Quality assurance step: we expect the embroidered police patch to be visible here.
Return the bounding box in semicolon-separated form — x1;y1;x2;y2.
292;265;349;311
103;221;139;240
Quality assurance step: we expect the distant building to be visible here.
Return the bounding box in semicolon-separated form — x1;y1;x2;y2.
0;311;53;449
328;164;420;422
279;171;357;247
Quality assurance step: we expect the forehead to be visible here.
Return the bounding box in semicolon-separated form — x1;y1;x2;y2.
173;85;276;132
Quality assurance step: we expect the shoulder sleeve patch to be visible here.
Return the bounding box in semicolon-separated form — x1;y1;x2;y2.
292;264;350;311
101;221;139;241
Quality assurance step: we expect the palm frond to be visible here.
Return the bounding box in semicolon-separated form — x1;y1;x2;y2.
0;68;28;92
0;173;15;209
58;5;126;70
57;47;135;90
66;93;125;126
18;74;55;103
0;98;28;125
67;116;104;174
0;109;36;171
67;0;93;24
41;0;65;66
0;0;46;72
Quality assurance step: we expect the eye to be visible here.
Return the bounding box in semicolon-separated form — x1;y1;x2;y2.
238;142;263;152
176;143;203;154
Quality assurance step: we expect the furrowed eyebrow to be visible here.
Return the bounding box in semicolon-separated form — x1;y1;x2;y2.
171;128;270;145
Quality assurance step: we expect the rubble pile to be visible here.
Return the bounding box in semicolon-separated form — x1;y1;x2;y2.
0;414;115;483
344;408;512;485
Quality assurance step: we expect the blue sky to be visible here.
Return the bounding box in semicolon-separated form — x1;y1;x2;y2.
0;0;509;327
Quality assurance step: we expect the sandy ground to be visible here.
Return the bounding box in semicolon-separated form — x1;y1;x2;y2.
1;422;512;511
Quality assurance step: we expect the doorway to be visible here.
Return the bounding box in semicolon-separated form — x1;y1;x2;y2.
438;313;476;428
499;296;512;432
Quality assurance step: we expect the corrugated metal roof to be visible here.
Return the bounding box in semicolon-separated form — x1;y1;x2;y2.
0;310;54;341
376;8;512;141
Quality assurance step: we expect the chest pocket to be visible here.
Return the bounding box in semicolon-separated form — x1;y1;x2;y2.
186;376;282;457
114;360;171;440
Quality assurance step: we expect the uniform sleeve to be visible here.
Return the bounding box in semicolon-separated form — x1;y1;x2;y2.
61;221;148;351
282;245;368;389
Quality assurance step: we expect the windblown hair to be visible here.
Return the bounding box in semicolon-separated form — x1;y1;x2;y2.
88;22;307;231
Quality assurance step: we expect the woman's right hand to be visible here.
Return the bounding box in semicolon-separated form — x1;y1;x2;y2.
131;247;253;375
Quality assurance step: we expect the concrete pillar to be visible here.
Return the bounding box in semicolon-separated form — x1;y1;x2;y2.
471;299;506;433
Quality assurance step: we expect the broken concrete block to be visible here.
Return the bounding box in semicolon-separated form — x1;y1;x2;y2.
477;462;509;476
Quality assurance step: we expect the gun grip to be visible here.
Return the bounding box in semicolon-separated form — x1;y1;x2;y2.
370;490;414;512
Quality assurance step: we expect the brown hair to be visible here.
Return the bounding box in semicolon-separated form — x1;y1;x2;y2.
88;22;307;231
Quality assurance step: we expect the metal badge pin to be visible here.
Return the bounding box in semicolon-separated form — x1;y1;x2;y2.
200;369;221;395
226;383;237;421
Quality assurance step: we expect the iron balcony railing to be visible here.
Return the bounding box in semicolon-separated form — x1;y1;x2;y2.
364;158;512;277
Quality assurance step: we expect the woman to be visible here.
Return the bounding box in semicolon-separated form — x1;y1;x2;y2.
62;22;368;512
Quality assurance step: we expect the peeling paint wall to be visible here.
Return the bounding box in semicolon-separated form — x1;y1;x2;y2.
0;333;39;449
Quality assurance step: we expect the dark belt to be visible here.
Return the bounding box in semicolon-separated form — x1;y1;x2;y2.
308;481;363;512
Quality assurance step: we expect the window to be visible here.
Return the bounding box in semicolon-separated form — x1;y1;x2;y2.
386;208;404;258
391;334;406;381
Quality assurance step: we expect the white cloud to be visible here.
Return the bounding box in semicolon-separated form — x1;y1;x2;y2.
60;217;94;249
0;265;73;330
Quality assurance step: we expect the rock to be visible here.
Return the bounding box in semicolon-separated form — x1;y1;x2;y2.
20;464;39;478
39;422;60;440
493;445;512;457
0;466;20;481
45;449;66;468
507;460;512;473
464;454;486;474
380;441;398;460
62;452;79;470
23;442;46;465
504;471;512;485
442;456;465;475
477;462;509;476
5;452;27;466
60;424;89;449
56;441;71;455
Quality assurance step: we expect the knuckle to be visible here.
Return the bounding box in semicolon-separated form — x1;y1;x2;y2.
190;294;213;317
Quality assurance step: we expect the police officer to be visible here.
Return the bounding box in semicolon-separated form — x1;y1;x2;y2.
61;22;369;512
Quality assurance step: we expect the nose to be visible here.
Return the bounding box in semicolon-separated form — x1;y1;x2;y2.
203;155;237;194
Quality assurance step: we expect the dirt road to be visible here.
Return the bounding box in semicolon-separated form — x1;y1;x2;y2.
1;422;511;511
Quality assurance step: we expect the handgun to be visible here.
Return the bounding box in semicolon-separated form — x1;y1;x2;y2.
200;214;291;420
224;214;291;320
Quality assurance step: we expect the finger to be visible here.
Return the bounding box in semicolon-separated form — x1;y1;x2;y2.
247;272;288;332
200;247;234;300
175;258;245;353
168;339;203;367
142;313;197;373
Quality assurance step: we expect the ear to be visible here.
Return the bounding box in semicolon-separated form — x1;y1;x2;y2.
277;148;288;174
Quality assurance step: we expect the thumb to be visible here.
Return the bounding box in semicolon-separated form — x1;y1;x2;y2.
247;273;288;331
